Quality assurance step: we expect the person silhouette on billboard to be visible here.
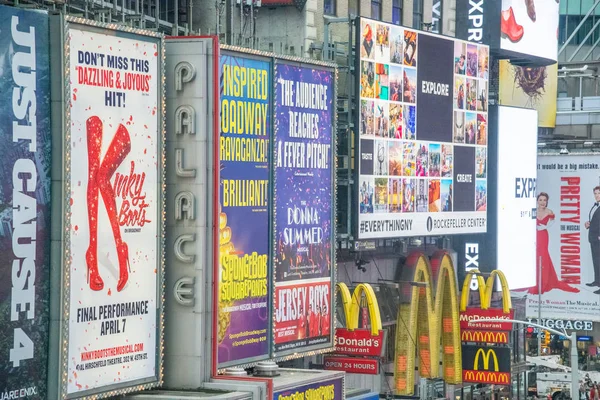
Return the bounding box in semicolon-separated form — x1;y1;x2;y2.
585;186;600;292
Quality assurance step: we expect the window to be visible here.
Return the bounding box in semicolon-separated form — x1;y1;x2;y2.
413;0;423;29
371;0;382;20
324;0;336;16
392;0;402;25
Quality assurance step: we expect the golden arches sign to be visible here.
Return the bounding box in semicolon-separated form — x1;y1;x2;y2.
459;269;512;313
394;251;462;396
336;282;382;336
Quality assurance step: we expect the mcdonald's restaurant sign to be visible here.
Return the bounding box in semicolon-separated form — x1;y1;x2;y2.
462;345;511;385
335;283;383;357
461;330;509;344
460;269;514;332
393;251;462;396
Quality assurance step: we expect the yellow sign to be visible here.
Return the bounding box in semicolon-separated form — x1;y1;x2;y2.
336;282;382;335
461;330;508;344
474;348;499;371
459;269;512;313
393;251;462;395
499;60;558;128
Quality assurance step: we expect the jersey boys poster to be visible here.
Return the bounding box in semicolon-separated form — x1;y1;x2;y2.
523;154;600;321
0;7;51;398
273;63;334;354
66;27;161;394
218;54;270;366
273;280;331;351
357;17;489;239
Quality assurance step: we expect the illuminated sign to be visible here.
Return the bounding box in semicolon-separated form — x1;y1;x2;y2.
335;283;383;355
460;269;513;331
323;355;379;375
461;330;509;344
394;251;462;395
462;345;511;385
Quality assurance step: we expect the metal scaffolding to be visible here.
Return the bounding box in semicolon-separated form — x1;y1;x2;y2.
0;0;192;35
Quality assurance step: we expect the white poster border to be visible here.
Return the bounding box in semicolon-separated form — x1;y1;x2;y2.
58;16;166;400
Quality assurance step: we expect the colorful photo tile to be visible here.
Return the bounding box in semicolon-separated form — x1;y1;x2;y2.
375;23;390;63
466;78;477;111
428;179;441;212
416;179;428;212
375;63;389;100
390;26;404;64
402;178;415;212
454;75;465;110
476;147;487;179
416;143;428;177
404;105;416;139
476;179;487;212
478;45;489;79
389;142;403;176
361;20;375;60
388;178;402;213
467;43;478;77
389;65;403;102
441;179;453;212
374;100;389;138
374;177;389;213
477;80;487;112
389;102;403;138
359;177;374;214
428;143;441;177
361;60;375;98
402;67;417;104
403;142;417;176
454;41;466;75
404;30;418;67
465;112;477;144
441;144;453;178
477;113;487;145
454;111;465;143
374;139;389;176
360;99;375;136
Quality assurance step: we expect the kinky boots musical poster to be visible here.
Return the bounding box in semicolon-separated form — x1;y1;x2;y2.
65;26;162;395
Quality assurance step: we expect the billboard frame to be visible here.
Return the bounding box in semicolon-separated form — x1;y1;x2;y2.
216;47;274;369
214;45;338;367
353;15;490;240
48;15;166;399
271;57;338;359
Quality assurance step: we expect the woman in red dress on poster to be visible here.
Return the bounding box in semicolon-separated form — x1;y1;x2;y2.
527;192;579;294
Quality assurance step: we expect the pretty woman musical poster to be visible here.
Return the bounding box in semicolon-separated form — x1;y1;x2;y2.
526;155;600;322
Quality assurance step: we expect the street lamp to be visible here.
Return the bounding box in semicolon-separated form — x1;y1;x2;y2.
466;318;578;400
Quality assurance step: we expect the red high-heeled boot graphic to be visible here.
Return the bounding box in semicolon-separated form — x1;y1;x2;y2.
86;117;105;291
85;116;132;292
501;7;524;43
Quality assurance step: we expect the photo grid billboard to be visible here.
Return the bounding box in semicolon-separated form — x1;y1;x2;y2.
520;154;600;321
357;17;489;239
0;6;51;398
61;20;164;397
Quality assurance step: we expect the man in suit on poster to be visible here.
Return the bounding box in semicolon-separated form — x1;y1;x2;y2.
585;186;600;293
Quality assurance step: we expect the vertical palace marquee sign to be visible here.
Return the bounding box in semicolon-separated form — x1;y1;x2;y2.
394;251;462;395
